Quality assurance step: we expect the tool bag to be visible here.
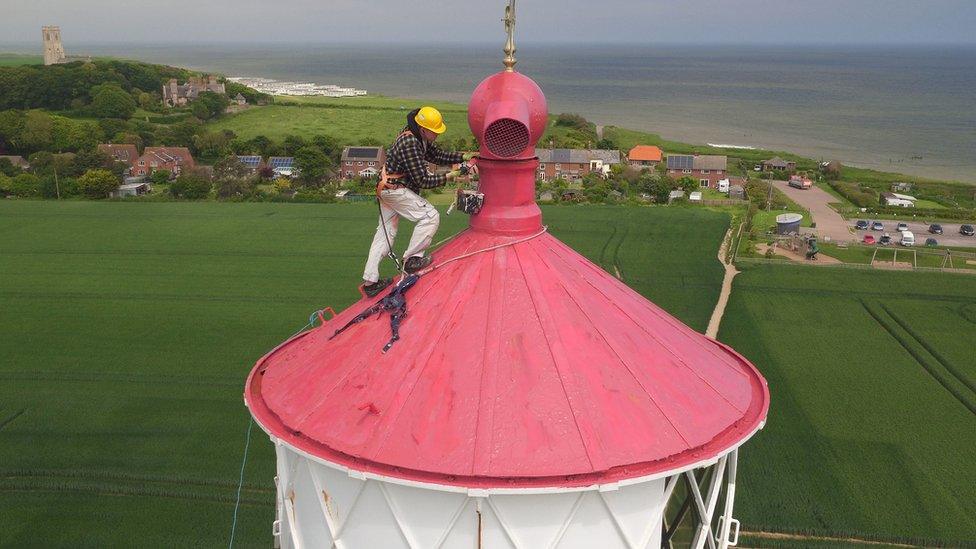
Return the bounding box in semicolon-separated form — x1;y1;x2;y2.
455;189;485;215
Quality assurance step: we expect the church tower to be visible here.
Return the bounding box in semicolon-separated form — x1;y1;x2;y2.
42;26;67;66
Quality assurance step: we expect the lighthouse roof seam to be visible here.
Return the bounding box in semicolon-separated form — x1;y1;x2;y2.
538;241;692;448
472;247;500;475
367;255;481;457
547;236;750;407
515;243;606;472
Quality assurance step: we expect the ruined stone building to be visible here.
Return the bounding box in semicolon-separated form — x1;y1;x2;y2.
161;76;226;107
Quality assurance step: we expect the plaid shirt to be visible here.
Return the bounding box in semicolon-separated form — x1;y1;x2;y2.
386;130;463;193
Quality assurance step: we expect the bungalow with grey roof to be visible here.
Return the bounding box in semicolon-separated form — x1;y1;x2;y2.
536;148;621;182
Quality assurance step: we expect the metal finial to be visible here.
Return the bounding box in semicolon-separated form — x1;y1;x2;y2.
503;0;517;71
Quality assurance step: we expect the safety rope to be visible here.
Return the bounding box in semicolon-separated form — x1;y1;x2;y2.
228;417;254;549
419;225;549;276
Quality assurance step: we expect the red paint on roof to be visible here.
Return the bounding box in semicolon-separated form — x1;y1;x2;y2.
244;69;768;489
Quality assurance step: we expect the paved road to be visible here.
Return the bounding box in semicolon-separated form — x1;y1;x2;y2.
771;180;976;247
770;180;851;242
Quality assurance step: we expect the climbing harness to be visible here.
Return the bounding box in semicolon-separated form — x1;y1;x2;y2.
330;274;421;353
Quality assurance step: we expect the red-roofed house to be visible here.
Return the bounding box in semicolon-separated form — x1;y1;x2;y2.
627;145;663;169
97;144;140;175
133;147;195;178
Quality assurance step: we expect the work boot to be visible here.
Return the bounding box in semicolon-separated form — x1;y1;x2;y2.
361;278;392;299
404;256;433;274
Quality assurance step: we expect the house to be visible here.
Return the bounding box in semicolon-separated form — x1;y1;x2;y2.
0;155;30;170
97;144;139;175
881;192;916;208
111;182;151;198
341;147;386;179
627;145;663;169
233;93;247;106
133;147;195;177
536;149;621;182
761;157;796;173
237;155;263;174
162;75;226;107
268;157;297;178
666;155;728;188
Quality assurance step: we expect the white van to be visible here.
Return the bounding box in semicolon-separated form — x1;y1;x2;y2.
900;231;915;247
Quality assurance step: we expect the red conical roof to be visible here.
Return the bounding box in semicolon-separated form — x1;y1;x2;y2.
245;69;768;489
245;230;768;489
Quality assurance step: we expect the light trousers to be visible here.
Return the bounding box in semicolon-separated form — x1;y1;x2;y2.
362;187;440;283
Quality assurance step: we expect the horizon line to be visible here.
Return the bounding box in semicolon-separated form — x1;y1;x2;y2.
2;39;976;48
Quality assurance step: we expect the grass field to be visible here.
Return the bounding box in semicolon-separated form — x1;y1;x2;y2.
0;201;729;546
719;264;976;546
0;53;43;67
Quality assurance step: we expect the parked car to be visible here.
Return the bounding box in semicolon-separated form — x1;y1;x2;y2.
900;231;915;247
871;221;885;231
879;233;892;246
925;237;939;247
896;222;909;232
928;224;943;234
961;224;975;236
855;220;869;230
788;176;812;190
862;234;876;245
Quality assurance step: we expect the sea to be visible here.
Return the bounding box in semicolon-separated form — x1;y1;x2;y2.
7;42;975;182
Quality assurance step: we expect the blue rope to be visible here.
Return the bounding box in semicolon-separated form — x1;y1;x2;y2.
228;417;254;549
228;311;320;547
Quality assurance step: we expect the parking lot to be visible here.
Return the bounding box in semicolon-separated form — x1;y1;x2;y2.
771;180;976;247
853;220;974;247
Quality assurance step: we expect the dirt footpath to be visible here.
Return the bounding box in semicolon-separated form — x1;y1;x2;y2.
771;180;853;242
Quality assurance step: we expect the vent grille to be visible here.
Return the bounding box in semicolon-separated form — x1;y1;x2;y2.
484;118;530;158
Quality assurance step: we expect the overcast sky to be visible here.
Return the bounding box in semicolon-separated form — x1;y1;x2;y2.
3;0;975;45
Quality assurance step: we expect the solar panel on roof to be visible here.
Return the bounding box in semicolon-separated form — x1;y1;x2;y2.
347;148;380;159
238;156;262;168
668;155;694;170
269;157;295;169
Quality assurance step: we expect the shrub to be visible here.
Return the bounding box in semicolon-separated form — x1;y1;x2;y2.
8;173;42;197
77;169;120;199
169;174;212;199
215;177;256;199
91;84;138;119
150;170;171;186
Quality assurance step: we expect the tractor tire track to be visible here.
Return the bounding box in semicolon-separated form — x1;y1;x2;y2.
861;301;975;414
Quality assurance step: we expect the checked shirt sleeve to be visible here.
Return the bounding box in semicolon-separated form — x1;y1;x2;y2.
401;137;450;190
424;142;464;166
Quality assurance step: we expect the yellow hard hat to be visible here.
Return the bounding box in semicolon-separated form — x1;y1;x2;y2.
415;106;447;134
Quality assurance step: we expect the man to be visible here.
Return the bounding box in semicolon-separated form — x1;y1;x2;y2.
361;106;477;298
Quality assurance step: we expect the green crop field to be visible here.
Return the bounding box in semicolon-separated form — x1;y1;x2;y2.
0;201;728;546
719;264;976;546
208;100;473;144
0;53;43;67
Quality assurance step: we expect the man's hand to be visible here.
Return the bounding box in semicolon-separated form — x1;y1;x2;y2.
446;170;461;181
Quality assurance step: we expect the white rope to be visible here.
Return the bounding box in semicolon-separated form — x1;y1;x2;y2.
420;226;548;275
